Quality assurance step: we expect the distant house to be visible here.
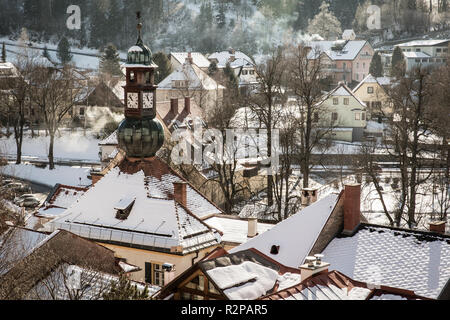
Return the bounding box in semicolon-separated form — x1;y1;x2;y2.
352;74;393;119
306;40;374;85
169;52;211;72
315;83;368;142
157;55;225;130
208;48;257;88
396;39;449;72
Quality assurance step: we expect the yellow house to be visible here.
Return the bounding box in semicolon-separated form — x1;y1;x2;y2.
315;84;368;142
352;74;393;119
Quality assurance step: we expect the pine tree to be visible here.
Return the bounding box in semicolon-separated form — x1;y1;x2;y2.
208;61;218;76
103;274;150;300
99;44;122;76
307;1;342;40
153;52;173;84
224;62;238;88
292;0;321;31
1;42;6;62
42;45;50;60
57;37;73;65
391;46;406;78
369;52;384;77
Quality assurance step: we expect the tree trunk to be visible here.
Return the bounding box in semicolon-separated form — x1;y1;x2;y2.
48;133;55;170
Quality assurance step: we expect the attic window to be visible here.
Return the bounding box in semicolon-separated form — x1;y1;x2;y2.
114;197;136;220
270;245;280;255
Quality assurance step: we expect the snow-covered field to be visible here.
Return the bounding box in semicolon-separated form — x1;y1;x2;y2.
0;129;101;163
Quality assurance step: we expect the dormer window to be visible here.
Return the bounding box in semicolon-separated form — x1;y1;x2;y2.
114;197;136;220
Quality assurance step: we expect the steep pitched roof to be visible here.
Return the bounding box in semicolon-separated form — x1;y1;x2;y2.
229;194;341;268
171;52;211;69
208;50;254;69
45;157;222;254
322;224;450;299
318;83;367;108
158;61;225;91
262;270;428;300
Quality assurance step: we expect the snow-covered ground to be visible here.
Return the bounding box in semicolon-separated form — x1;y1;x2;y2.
2;162;93;188
0;129;101;163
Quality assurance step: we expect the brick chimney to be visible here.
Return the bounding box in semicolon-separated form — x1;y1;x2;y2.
184;97;191;114
170;98;178;114
300;254;330;281
247;217;258;238
429;221;446;234
343;184;361;236
186;52;193;64
173;182;187;207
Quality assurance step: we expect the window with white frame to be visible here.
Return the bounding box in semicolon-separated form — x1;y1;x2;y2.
344;98;349;105
355;113;361;120
333;98;339;105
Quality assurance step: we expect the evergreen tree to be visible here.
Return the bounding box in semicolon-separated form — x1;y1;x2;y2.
103;274;150;300
369;52;384;77
2;42;6;62
307;1;342;40
153;52;173;84
292;0;321;31
224;62;238;88
99;44;122;76
391;46;406;78
208;61;218;76
57;37;73;65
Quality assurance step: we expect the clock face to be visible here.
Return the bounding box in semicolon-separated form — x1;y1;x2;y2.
143;92;154;109
127;92;139;109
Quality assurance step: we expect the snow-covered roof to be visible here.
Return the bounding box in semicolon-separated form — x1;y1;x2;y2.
44;157;222;254
342;29;356;40
208;50;254;69
230;194;340;268
99;130;118;146
171;52;211;69
158;61;225;91
0;227;50;276
323;225;450;299
352;74;392;93
204;216;274;245
306;40;370;61
397;39;450;47
262;270;424;300
0;62;19;77
319;83;367;108
403;51;431;59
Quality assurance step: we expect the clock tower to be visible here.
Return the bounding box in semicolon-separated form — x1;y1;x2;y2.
118;12;164;158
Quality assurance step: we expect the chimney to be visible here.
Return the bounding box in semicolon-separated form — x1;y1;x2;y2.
247;217;258;238
163;263;176;284
170;98;178;114
173;182;187;207
301;188;318;207
186;52;193;64
429;221;446;234
300;254;330;281
184;97;191;114
343;184;361;236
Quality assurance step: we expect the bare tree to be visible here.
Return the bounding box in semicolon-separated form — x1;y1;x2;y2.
29;64;83;169
285;44;333;188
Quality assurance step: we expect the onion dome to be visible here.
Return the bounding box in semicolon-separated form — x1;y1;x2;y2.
118;117;164;158
126;18;153;66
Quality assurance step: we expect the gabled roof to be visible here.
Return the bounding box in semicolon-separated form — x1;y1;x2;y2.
37;184;88;218
45;157;222;254
262;270;428;300
99;130;118;146
322;224;450;299
170;52;211;69
208;50;254;69
158;61;225;91
317;83;367;109
352;74;392;94
229;194;341;268
306;40;370;61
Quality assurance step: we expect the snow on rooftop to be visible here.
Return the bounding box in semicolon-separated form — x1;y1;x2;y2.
230;193;340;268
206;261;279;300
99;130;118;146
204;216;274;245
171;52;211;69
323;226;450;299
403;52;431;59
397;39;450;47
208;50;254;68
306;40;369;61
45;167;220;253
